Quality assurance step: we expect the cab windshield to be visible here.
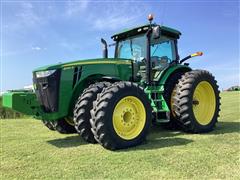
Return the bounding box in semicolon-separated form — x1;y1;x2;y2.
116;34;176;63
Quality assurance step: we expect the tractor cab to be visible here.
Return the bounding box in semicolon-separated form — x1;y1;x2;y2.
111;22;181;84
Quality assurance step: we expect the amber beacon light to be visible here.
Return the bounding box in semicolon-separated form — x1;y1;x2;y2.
148;14;154;22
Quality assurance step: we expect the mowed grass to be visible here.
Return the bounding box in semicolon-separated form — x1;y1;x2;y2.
1;92;239;179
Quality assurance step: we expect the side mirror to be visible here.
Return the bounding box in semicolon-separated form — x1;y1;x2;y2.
152;26;161;39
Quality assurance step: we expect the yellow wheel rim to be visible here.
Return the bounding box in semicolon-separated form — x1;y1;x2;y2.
193;81;216;125
112;96;146;140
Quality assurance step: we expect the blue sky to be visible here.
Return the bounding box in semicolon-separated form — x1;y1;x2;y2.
1;0;239;92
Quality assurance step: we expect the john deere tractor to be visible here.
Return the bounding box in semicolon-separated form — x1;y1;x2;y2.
2;15;220;150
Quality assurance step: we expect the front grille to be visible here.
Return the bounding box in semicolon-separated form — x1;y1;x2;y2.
33;69;61;113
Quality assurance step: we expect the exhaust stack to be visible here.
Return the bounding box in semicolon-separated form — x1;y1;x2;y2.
101;38;108;58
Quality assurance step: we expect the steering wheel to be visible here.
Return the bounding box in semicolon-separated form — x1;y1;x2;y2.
159;56;171;63
151;56;171;69
139;57;146;65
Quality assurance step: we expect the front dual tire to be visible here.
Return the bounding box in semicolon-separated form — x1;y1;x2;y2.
90;82;152;150
73;82;111;143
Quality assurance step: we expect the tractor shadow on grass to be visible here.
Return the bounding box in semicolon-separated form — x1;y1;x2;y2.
127;121;240;151
47;135;87;148
46;121;239;149
119;125;193;152
209;121;240;135
135;137;193;151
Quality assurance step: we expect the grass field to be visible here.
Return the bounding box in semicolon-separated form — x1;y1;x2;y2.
1;91;240;179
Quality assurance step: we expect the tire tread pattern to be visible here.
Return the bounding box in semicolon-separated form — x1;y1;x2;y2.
173;70;221;133
90;81;152;150
52;118;77;134
73;81;111;143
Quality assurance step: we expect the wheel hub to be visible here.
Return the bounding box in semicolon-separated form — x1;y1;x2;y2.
192;99;199;105
192;81;216;125
112;96;146;140
122;110;133;123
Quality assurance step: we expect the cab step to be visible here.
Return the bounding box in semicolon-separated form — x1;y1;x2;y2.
155;119;170;123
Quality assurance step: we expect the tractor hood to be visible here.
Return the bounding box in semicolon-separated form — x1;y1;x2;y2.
33;58;132;72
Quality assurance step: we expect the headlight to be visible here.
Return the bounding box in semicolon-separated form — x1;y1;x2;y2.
35;70;56;78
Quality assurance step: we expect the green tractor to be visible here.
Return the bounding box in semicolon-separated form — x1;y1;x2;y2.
2;15;220;150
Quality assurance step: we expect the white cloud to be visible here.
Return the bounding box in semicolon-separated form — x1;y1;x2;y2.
4;2;59;31
93;14;140;31
86;2;150;31
65;1;89;17
15;2;43;26
32;46;47;51
31;46;42;51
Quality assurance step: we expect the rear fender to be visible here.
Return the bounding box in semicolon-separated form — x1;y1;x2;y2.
156;65;191;85
148;65;191;112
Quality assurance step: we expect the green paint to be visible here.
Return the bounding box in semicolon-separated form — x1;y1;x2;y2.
144;85;169;112
37;58;132;120
143;65;191;113
2;91;42;116
112;24;181;40
2;58;132;120
157;65;192;85
2;62;191;121
33;58;131;72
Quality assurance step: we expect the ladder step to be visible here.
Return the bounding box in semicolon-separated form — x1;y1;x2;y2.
153;109;166;112
153;99;163;102
149;90;163;93
156;119;170;123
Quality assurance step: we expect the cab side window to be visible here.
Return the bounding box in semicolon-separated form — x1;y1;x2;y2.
151;40;175;61
117;35;146;62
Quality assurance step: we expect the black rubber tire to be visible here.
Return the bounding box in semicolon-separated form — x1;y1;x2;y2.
90;81;152;150
161;71;186;129
173;70;220;133
73;82;111;143
52;118;77;134
42;120;55;131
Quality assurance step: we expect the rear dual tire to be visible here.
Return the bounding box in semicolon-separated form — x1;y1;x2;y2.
173;70;220;133
162;71;185;129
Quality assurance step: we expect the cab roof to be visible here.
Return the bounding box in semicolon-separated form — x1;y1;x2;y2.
111;24;181;41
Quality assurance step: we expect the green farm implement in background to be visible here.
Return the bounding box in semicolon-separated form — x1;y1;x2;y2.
2;15;220;150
